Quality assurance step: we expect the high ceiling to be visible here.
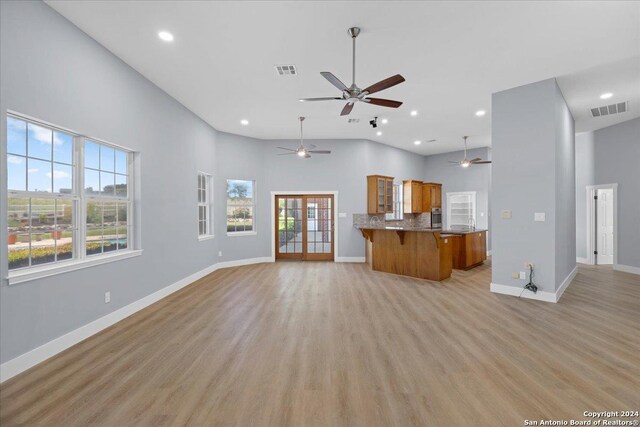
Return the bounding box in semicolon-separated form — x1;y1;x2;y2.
46;1;640;155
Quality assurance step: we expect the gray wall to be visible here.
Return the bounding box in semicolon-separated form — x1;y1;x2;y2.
593;117;640;269
491;78;575;294
1;0;219;363
215;136;426;261
554;87;576;285
423;147;492;250
575;132;595;260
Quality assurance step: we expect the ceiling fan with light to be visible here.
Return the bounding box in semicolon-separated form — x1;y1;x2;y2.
277;117;331;159
448;136;491;167
299;27;406;116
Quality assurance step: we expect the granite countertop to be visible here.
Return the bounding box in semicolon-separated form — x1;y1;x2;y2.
355;224;487;234
354;224;440;232
440;229;487;235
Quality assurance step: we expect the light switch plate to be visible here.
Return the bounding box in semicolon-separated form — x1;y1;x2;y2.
534;212;546;222
501;210;512;219
338;212;347;218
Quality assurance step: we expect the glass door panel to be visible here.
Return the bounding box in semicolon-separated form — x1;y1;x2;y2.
276;196;303;259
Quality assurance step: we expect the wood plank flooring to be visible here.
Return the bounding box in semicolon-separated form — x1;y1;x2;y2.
1;261;639;426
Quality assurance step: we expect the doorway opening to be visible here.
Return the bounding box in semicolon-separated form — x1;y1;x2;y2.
275;194;335;261
586;184;617;265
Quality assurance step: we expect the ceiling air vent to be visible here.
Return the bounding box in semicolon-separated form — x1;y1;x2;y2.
590;101;628;118
275;65;297;76
348;118;360;123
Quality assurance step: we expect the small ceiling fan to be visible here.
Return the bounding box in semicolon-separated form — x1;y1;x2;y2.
277;117;331;159
299;27;405;116
448;136;491;168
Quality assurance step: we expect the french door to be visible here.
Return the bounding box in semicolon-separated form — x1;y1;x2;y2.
275;194;334;261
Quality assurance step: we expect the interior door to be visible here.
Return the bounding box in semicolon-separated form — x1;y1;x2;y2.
276;194;334;261
596;188;614;264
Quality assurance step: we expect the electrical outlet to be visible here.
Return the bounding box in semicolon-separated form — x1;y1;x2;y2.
519;271;527;280
512;272;519;279
104;291;111;304
218;251;222;257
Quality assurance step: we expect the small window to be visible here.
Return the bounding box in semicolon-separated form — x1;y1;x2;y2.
226;179;255;234
446;191;477;228
198;172;213;238
386;183;404;220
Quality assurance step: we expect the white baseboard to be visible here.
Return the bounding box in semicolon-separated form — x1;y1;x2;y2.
335;257;365;263
555;266;578;301
0;257;271;383
216;257;272;269
490;283;557;302
490;266;577;304
614;263;640;275
576;257;590;264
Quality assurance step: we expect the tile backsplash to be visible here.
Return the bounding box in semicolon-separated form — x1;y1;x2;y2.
353;213;432;228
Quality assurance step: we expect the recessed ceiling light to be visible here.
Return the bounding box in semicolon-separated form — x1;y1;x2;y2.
381;118;388;124
414;140;422;145
240;119;249;126
158;31;174;42
600;92;613;100
410;110;418;117
376;131;382;136
475;110;486;117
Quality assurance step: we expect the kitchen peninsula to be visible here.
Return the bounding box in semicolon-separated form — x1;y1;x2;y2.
356;223;454;281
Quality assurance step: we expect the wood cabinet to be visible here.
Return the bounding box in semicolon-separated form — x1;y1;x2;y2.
403;180;423;213
422;182;442;211
450;230;487;270
367;175;394;214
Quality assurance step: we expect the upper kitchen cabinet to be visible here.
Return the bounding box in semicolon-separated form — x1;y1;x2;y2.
422;182;442;211
403;180;423;213
367;175;394;214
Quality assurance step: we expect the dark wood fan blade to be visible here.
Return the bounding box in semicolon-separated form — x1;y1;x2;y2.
365;98;403;108
320;72;348;91
340;103;354;116
469;158;482;162
277;147;297;151
363;74;406;95
471;160;492;164
309;150;331;154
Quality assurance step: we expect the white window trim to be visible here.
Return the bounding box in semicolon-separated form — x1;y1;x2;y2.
7;250;143;286
197;172;214;241
6;112;139;284
226;179;257;236
446;191;477;228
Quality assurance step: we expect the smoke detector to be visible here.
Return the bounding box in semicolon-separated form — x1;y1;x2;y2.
590;101;628;117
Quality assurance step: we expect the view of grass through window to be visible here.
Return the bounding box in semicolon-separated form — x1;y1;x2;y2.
226;179;254;233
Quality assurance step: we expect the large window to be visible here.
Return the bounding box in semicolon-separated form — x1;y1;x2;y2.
446;191;476;228
226;179;255;235
198;172;213;239
385;183;404;221
6;114;135;274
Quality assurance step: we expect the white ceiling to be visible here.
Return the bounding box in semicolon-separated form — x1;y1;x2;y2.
46;1;640;155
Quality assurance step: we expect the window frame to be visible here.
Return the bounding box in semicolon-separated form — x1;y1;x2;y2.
6;112;140;285
446;191;477;228
226;179;257;236
197;172;214;241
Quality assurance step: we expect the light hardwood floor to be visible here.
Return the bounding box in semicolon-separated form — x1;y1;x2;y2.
1;261;639;426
